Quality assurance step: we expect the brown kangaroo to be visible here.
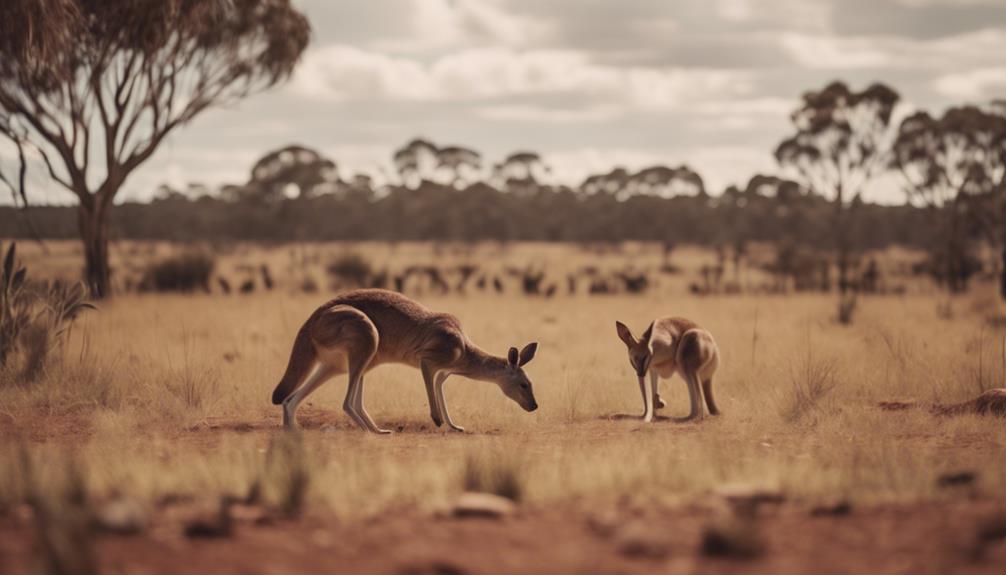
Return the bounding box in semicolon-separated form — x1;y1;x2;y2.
272;289;539;434
616;317;720;422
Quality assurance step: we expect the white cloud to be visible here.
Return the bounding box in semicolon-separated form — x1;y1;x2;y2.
292;46;437;101
292;45;754;117
894;0;999;6
716;0;831;29
780;28;1006;70
933;67;1006;99
780;33;893;69
474;104;622;123
375;0;549;52
717;0;755;22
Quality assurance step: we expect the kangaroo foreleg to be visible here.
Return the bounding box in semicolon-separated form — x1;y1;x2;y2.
434;372;464;432
650;371;666;410
639;375;654;422
421;361;444;427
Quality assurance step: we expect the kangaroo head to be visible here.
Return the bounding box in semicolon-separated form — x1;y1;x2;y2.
616;320;654;377
498;342;538;412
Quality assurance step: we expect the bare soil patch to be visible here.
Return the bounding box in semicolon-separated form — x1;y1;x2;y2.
2;500;1005;574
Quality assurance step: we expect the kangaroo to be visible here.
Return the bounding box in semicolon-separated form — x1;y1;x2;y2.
615;317;719;422
272;289;539;434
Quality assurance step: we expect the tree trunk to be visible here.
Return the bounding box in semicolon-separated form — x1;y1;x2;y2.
833;205;853;294
78;202;111;299
1000;246;1006;300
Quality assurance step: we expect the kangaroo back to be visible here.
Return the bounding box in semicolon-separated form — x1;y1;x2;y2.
271;322;316;405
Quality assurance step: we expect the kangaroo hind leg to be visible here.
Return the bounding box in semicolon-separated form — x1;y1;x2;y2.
312;305;387;434
683;370;705;421
702;377;720;416
282;362;337;429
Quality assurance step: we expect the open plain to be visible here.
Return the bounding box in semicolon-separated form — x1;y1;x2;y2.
2;241;1005;574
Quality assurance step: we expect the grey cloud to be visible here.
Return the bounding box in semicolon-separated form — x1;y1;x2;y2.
832;0;1006;39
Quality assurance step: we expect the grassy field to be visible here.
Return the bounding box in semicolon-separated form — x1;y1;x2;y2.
2;241;1005;573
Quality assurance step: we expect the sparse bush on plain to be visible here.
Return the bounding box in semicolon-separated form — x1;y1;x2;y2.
13;449;100;575
1;242;94;384
248;432;312;518
837;292;857;325
781;349;839;423
140;251;215;293
325;252;373;289
462;451;524;502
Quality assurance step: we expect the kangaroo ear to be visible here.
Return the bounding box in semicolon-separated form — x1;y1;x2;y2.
615;321;635;347
640;321;655;345
518;342;538;366
507;346;519;366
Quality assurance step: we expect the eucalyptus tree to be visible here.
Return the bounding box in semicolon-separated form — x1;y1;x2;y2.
775;81;901;293
0;0;310;297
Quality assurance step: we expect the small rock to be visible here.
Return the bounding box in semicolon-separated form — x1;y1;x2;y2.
93;497;148;535
615;521;672;560
451;492;515;519
977;514;1006;545
586;509;621;537
229;503;272;525
399;560;468;575
320;424;338;434
714;484;785;517
972;514;1006;560
700;519;766;560
184;500;233;539
810;501;852;517
937;471;977;488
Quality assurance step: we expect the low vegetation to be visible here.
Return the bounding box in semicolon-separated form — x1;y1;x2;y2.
140;251;215;293
0;242;94;385
1;242;1005;572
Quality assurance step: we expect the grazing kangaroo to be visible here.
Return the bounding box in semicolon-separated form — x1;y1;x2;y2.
615;317;719;422
272;289;539;434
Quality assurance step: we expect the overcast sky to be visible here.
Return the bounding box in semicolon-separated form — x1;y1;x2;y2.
16;0;1006;205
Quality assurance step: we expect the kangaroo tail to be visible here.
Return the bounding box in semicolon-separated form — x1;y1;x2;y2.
272;323;315;405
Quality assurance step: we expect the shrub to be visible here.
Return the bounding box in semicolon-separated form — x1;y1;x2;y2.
140;251;215;293
781;350;839;423
837;292;857;325
247;432;311;518
1;243;94;382
461;451;524;502
325;252;372;288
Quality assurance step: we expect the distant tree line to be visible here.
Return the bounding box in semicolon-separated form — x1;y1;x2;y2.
2;140;933;247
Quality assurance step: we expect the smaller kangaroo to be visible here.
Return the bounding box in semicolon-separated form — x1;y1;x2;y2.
615;317;720;422
272;289;539;434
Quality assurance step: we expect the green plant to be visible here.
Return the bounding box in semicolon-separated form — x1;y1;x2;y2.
0;243;94;380
0;242;29;367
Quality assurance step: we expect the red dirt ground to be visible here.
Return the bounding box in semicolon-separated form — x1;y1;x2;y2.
2;499;1006;574
3;408;1006;574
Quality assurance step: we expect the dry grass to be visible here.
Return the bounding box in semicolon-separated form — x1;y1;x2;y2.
2;241;1006;523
